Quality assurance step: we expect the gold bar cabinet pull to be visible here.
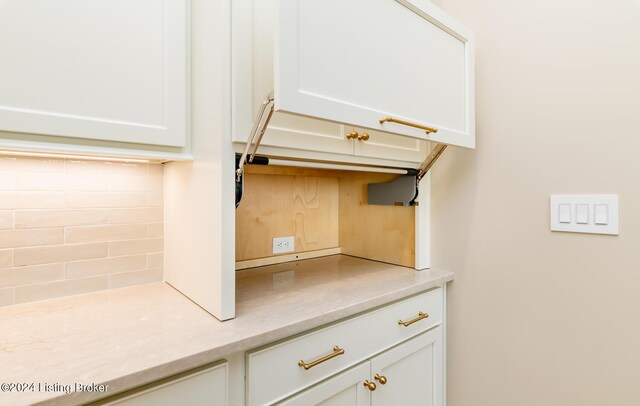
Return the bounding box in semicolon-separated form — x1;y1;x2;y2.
298;346;345;370
379;116;438;135
398;311;429;327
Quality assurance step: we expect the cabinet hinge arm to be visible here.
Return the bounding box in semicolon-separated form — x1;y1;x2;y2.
236;91;275;183
417;143;447;181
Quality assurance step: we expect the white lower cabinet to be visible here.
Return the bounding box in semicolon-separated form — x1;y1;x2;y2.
246;288;445;406
95;362;228;406
370;329;442;406
278;363;372;406
278;329;442;406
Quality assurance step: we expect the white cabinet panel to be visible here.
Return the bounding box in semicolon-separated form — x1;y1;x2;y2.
370;328;443;406
99;362;228;406
353;129;428;163
278;363;371;406
232;0;352;156
0;0;188;147
275;0;475;148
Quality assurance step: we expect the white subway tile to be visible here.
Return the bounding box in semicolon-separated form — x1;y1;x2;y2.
0;156;65;173
0;173;13;190
65;224;147;244
110;269;163;289
0;192;65;209
109;176;163;192
0;288;13;307
0;211;13;230
0;250;12;269
146;223;164;238
66;192;146;209
147;164;164;176
109;208;163;224
15;276;108;304
15;209;108;229
15;173;109;192
0;263;65;289
66;160;148;177
14;243;108;267
146;192;164;207
147;253;164;270
66;255;147;279
0;228;64;249
109;239;163;256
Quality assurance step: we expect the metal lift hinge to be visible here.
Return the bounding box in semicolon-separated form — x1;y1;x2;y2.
417;143;447;181
367;143;448;207
236;92;275;208
236;92;275;183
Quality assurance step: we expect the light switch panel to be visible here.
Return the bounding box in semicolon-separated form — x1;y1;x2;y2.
558;204;571;223
594;204;609;225
575;204;589;224
550;194;619;235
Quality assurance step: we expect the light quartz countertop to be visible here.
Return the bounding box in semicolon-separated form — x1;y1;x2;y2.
0;254;453;406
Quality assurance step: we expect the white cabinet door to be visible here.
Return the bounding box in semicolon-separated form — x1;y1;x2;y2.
232;0;353;156
274;0;475;149
98;362;227;406
277;363;371;406
370;328;443;406
0;0;188;147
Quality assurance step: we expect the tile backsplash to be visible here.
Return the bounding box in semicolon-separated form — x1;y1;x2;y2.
0;155;164;307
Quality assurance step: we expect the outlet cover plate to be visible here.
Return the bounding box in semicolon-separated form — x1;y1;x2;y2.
273;236;295;254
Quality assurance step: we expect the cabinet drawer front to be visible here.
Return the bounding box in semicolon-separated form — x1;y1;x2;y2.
275;0;475;148
247;288;442;405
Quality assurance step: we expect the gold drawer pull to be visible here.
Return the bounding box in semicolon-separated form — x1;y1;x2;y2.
374;374;387;385
398;311;429;327
379;116;438;135
298;345;345;370
363;380;377;391
357;132;370;141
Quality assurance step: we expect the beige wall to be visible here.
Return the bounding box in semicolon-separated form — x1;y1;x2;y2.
429;0;640;405
0;156;164;306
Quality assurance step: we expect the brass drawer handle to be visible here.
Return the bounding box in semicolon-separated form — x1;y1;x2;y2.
398;311;429;327
379;116;438;135
346;130;359;139
374;374;387;385
357;132;370;141
298;345;345;370
363;380;377;391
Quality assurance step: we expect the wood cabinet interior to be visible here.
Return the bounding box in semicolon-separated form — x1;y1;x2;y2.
236;165;415;268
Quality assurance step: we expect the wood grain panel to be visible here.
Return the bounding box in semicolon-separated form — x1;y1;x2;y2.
339;172;415;267
235;170;339;261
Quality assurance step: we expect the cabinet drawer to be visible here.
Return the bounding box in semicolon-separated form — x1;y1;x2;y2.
247;288;443;405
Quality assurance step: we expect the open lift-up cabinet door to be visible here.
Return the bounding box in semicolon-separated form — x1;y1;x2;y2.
274;0;475;149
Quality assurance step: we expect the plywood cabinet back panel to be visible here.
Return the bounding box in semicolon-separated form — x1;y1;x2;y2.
339;173;415;268
236;165;415;268
236;168;339;261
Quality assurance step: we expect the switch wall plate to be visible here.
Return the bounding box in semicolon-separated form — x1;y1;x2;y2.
550;194;619;235
272;236;295;254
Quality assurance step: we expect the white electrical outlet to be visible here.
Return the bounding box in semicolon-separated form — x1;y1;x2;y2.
272;236;295;254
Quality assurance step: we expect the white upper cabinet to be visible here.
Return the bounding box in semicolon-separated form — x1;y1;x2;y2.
0;0;188;148
275;0;475;149
233;0;474;165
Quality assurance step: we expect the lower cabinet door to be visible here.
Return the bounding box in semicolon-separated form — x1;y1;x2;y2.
97;362;227;406
370;328;443;406
277;363;371;406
